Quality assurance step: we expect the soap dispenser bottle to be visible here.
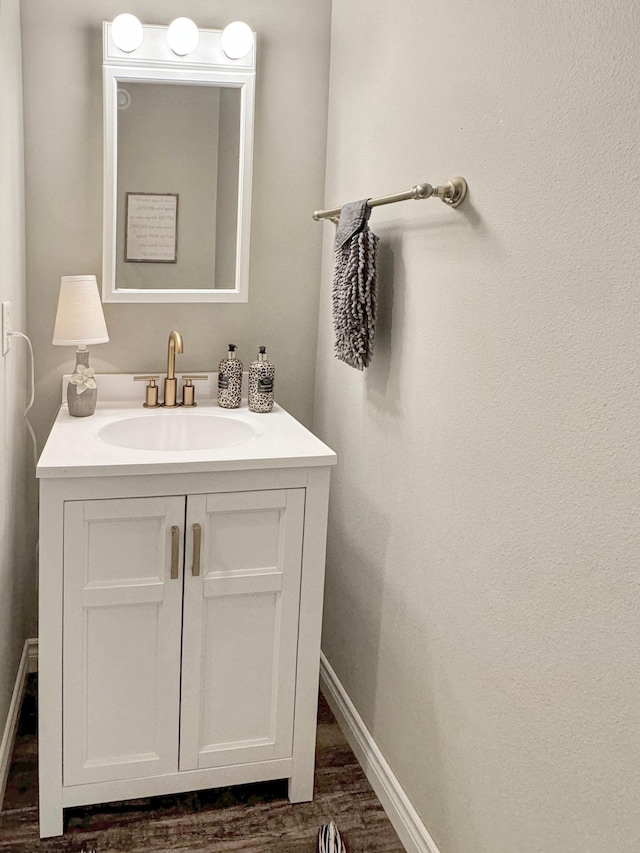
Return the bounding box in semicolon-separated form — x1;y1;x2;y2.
248;346;275;413
217;344;243;408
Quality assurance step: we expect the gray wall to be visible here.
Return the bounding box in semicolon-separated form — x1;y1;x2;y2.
21;0;332;445
0;0;36;739
315;2;640;853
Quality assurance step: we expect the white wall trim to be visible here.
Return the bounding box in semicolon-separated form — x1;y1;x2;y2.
319;652;442;853
27;638;39;674
0;638;37;807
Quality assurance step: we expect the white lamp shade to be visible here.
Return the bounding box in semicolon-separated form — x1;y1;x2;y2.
52;275;109;346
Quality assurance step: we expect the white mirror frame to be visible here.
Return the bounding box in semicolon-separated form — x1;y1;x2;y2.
102;22;256;303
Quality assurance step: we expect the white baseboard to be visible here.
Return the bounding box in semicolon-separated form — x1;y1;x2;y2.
319;652;442;853
0;638;37;808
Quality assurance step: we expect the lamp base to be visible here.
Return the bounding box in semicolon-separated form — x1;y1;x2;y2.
67;348;97;417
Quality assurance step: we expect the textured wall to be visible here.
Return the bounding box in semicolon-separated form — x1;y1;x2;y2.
21;0;331;445
0;0;36;737
315;2;640;852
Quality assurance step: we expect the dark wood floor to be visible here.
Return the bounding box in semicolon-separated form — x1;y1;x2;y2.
0;676;405;852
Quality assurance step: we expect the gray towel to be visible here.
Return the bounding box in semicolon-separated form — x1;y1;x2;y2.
332;200;379;370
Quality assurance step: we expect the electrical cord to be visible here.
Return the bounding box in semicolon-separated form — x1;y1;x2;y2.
7;331;38;468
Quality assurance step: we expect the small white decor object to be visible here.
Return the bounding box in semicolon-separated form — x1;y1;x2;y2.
52;275;109;417
68;364;97;395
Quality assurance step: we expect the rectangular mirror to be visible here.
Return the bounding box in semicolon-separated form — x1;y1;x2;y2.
102;23;255;303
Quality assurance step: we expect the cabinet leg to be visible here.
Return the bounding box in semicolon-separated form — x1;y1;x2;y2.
39;802;64;838
288;770;314;803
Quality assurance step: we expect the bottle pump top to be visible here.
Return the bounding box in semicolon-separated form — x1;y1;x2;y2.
228;344;237;357
258;346;267;360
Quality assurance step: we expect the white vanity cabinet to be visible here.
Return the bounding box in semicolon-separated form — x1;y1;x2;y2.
37;398;335;839
63;488;304;787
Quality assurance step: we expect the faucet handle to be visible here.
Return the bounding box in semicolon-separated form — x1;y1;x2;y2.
180;375;207;408
134;375;160;408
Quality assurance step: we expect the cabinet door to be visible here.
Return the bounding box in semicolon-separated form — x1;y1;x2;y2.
180;489;304;771
63;497;185;786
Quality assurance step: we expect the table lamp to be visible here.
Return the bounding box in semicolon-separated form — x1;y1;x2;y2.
52;275;109;417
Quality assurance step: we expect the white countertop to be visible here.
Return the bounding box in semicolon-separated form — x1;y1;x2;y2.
37;376;336;479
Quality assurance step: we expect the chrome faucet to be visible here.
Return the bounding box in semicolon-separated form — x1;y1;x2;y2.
162;330;183;407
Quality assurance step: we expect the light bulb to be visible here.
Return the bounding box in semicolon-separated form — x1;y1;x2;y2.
167;17;200;56
221;21;253;60
111;14;143;53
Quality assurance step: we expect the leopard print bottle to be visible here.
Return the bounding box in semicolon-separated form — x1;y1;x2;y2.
217;345;243;408
248;346;275;413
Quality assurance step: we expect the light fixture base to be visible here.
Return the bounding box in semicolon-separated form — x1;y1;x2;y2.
104;22;256;71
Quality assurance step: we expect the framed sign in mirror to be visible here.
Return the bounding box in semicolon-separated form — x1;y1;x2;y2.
102;22;256;303
125;193;179;263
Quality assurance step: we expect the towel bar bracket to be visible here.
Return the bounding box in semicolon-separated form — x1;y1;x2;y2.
438;176;468;207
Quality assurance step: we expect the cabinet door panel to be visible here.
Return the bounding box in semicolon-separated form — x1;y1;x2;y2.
63;497;185;786
180;489;304;771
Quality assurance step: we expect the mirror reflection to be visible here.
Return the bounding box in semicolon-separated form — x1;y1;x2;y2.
115;82;240;291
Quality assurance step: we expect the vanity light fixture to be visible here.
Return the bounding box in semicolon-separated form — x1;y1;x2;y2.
110;13;143;53
52;275;109;417
167;17;200;56
221;21;253;60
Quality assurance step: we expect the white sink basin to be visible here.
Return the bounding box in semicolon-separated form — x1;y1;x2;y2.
99;413;256;451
